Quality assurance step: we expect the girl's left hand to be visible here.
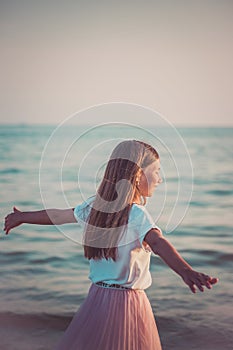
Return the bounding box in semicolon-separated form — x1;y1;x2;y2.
181;269;219;293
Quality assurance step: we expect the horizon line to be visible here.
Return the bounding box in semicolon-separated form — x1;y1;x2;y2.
0;122;233;129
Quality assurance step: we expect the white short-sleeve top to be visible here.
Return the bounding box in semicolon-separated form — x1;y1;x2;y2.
74;196;162;290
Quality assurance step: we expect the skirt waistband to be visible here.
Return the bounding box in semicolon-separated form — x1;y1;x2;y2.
95;281;131;290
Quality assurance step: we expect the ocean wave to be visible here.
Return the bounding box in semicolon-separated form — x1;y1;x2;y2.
189;200;209;207
29;256;65;265
0;251;65;265
206;189;233;196
217;253;233;263
0;168;22;174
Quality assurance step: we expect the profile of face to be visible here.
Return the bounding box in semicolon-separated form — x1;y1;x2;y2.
138;159;162;197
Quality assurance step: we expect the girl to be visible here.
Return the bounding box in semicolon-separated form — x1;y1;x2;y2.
4;140;218;350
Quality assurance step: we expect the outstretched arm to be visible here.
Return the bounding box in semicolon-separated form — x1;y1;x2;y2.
4;206;77;235
144;228;219;293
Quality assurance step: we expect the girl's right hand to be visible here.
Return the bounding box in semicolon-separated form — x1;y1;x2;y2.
4;206;22;235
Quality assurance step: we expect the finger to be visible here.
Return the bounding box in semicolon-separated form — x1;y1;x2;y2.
195;281;204;292
4;224;10;234
198;274;218;289
6;226;11;234
205;281;212;289
188;283;196;293
209;277;219;285
205;275;218;283
200;275;212;289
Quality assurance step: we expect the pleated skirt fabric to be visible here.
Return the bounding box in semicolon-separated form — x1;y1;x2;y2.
54;283;162;350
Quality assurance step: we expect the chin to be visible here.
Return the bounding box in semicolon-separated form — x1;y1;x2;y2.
146;192;153;197
142;188;155;197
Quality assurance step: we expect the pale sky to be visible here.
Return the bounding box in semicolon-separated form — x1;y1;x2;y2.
1;0;233;126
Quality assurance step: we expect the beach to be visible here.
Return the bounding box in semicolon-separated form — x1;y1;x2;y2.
1;124;232;349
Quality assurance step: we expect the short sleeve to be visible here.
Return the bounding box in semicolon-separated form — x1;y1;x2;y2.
131;205;162;245
73;196;94;223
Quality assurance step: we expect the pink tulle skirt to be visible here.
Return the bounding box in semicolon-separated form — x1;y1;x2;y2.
54;283;162;350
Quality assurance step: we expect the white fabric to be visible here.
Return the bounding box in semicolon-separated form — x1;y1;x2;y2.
74;197;161;290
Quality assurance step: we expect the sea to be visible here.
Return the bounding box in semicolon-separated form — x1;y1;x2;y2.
0;124;232;350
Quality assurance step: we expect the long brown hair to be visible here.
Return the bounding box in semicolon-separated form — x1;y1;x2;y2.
83;140;159;261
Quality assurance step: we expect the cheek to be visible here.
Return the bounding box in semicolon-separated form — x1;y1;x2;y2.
148;173;157;184
141;173;154;188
